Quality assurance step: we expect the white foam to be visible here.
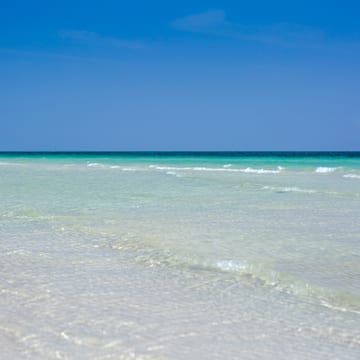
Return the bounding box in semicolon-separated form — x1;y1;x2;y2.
263;186;316;194
87;163;103;167
166;171;182;177
112;165;138;171
223;164;232;168
242;167;280;174
343;174;360;179
87;163;138;171
149;165;281;174
216;260;248;272
315;167;339;173
0;162;24;166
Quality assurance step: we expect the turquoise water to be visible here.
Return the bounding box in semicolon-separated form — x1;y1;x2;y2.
1;153;359;359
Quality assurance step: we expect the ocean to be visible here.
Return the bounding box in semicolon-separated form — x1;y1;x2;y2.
0;152;359;359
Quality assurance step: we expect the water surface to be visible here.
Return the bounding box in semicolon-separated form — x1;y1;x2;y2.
1;152;359;359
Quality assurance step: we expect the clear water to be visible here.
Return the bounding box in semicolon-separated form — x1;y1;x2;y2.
0;153;359;359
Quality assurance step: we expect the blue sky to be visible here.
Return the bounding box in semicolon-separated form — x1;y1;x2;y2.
1;0;360;151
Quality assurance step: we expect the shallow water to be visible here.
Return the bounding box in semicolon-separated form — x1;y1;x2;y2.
0;153;359;359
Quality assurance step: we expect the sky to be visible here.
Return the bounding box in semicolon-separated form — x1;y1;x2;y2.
1;0;360;151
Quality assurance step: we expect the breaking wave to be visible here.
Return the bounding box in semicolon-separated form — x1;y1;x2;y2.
149;165;282;174
315;167;340;173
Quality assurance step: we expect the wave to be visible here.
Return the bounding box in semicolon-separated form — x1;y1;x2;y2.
166;171;182;177
129;246;360;315
149;165;282;174
86;163;139;171
315;167;340;173
86;163;283;174
0;161;25;166
120;167;138;171
262;186;317;194
87;162;104;167
242;167;281;174
213;259;360;314
0;208;60;222
343;174;360;179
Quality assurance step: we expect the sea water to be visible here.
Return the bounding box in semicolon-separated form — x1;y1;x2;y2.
0;152;359;359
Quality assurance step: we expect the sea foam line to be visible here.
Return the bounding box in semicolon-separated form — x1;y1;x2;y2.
315;167;340;173
149;165;282;174
119;243;360;314
87;162;104;167
0;161;25;166
343;174;360;179
86;163;140;171
262;186;317;194
214;259;360;314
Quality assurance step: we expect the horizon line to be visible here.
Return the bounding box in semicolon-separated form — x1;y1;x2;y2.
1;151;359;156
